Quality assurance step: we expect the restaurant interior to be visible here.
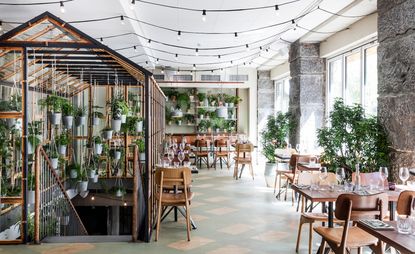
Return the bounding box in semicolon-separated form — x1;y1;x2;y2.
0;0;414;253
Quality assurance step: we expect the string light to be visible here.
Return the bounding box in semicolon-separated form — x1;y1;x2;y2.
175;54;178;61
195;48;199;56
156;58;159;64
133;45;138;52
161;68;164;74
0;21;3;31
59;1;65;13
234;32;238;37
147;39;151;46
193;64;196;70
177;69;180;74
177;30;181;41
91;195;95;201
218;55;221;59
120;15;125;25
246;44;249;52
275;4;279;16
145;61;148;66
100;37;103;42
259;46;263;51
130;0;135;10
202;10;206;22
123;202;127;206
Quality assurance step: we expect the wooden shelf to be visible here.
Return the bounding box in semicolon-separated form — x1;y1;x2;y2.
0;197;23;204
0;112;23;119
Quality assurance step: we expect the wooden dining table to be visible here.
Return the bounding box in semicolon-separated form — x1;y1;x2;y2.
356;221;415;254
291;184;401;227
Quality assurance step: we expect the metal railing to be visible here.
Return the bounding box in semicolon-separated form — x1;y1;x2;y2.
34;145;88;243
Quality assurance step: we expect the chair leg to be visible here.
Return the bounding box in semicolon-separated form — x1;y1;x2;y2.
226;155;230;169
207;155;210;169
185;203;191;241
308;222;313;254
284;179;289;201
234;161;239;179
274;172;278;194
249;162;254;180
220;157;223;169
318;239;326;254
295;216;304;253
155;202;162;241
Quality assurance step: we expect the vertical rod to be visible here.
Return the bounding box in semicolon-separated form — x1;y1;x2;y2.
143;74;151;242
132;145;138;242
34;146;40;244
22;47;29;243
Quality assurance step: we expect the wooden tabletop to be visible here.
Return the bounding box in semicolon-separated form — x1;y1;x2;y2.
357;221;415;254
291;185;400;203
297;162;321;171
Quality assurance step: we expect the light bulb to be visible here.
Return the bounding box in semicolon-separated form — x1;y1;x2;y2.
177;31;181;41
246;44;249;52
120;16;125;25
195;48;199;56
177;69;180;74
124;202;127;206
161;69;164;74
218;55;221;59
145;61;149;66
202;10;206;22
59;1;65;13
147;39;151;46
234;32;238;37
130;0;135;10
91;195;95;201
133;46;137;52
0;21;3;31
275;5;279;16
193;64;196;70
175;54;178;61
156;58;159;64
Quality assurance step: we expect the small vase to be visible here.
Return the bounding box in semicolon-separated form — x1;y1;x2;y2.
113;151;121;160
62;115;73;129
50;112;62;125
94;143;103;155
88;170;96;179
92;174;99;183
111;119;122;132
140;152;145;161
93;117;100;126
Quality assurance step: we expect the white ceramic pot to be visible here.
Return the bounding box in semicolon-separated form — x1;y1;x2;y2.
139;152;145;161
50;157;59;169
59;145;67;156
88;170;96;179
264;162;278;188
224;103;229;108
28;190;35;205
62;115;73;129
54;169;60;176
75;116;86;126
60;216;70;226
50;112;62;125
135;121;143;132
115;189;123;197
189;95;194;102
102;130;113;140
121;114;127;123
216;106;228;118
70;169;77;179
113;151;121;160
92;174;99;183
77;181;88;193
94;143;103;155
177;120;182;126
27;142;34;155
229;103;234;108
93;117;100;126
111;119;122;132
199;115;204;120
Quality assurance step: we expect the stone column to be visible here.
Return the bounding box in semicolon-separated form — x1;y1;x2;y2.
288;41;325;150
378;0;415;179
257;70;275;141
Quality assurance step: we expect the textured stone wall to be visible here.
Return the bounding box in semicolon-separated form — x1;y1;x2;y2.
288;41;325;150
378;0;415;179
257;70;275;140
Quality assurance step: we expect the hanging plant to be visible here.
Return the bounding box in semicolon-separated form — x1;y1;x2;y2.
75;106;87;127
134;138;146;161
67;162;80;179
93;136;103;155
101;126;113;140
56;132;70;156
39;95;64;125
76;166;88;193
176;93;190;110
92;105;105;126
197;93;206;103
61;101;75;129
125;116;143;133
107;95;129;131
110;147;123;160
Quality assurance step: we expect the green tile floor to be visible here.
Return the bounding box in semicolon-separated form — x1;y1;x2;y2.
0;165;356;254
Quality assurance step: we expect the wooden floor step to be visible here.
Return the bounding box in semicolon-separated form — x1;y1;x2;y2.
42;235;133;243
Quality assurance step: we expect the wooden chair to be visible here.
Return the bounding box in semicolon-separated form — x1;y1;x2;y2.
397;190;415;215
295;172;341;254
314;193;388;254
211;139;230;170
233;143;254;179
195;139;210;169
155;167;194;241
273;148;296;194
283;154;311;203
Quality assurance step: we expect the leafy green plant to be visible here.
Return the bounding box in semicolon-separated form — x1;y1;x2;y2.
260;113;294;163
107;95;129;120
317;99;390;174
61;101;74;116
197;93;206;102
38;95;64;112
184;114;195;124
163;88;179;100
66;162;80;175
177;93;190;109
93;136;102;144
208;95;216;105
232;96;242;105
56;132;70;146
134;139;145;153
197;108;206;116
9;94;22;111
125;115;143;132
28;120;42;136
198;120;211;132
74;106;87;117
224;120;236;132
92;105;105;119
76;167;88;181
224;94;233;104
212;118;225;129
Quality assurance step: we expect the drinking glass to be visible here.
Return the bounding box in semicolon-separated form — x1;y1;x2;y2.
167;149;174;166
179;142;185;151
178;151;185;166
399;167;410;185
296;144;301;153
287;143;292;151
397;215;412;234
174;161;179;168
319;167;328;187
379;167;388;190
335;168;345;186
309;156;316;166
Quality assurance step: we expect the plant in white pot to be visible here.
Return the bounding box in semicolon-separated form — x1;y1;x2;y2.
27;134;41;155
38;94;64;125
56;132;69;156
61;101;74;129
67;162;80;179
76;168;88;193
93;136;103;155
101;126;113;140
49;149;59;170
110;148;122;161
108;95;129;132
135;138;146;161
92;105;104;126
75;106;87;127
27;172;35;205
260;113;294;188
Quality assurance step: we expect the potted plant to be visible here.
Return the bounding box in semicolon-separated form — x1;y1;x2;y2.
197;93;207;107
87;164;96;179
176;118;182;126
213;118;225;133
56;132;69;156
115;186;126;197
223;94;233;107
27;172;35;205
76;167;88;193
184;114;194;125
93;136;103;155
177;93;190;110
261;113;293;187
92;105;105;126
27;134;41;155
208;94;216;107
165;107;172;125
61;100;74;129
110;148;122;160
198;119;210;133
101;126;113;140
67;162;80;179
39;95;64;125
29;120;43;142
49;149;59;169
135;139;146;161
231;95;242;107
126;115;143;133
75;106;87;127
198;108;206;120
108;96;129;131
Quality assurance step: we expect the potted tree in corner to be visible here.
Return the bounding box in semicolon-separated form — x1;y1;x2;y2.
61;100;74;129
260;113;293;187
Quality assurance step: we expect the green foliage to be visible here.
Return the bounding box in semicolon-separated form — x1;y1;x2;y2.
92;111;105;119
317;99;390;173
28;120;42;136
197;93;206;102
198;119;211;132
56;132;70;146
107;95;129;119
165;107;172;122
232;95;242;105
38;95;65;112
74;106;87;117
223;94;233;103
176;93;190;109
124;115;143;132
207;95;216;105
93;136;102;144
260;113;293;163
66;162;80;175
61;101;74;116
184;114;195;123
0;94;22;112
224;120;236;132
197;108;207;116
212;118;225;129
163;88;179;100
134;138;145;153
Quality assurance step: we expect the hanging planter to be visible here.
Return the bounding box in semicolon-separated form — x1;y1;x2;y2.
57;133;69;156
70;169;77;179
94;143;103;155
140;152;145;161
6;118;16;128
111;149;122;160
121;114;127;123
101;127;113;140
92;174;99;183
76;166;89;193
111;119;122;132
50;157;59;169
38;95;64;125
92;107;104;126
60;216;70;226
61;101;74;129
135;120;143;132
77;181;88;193
216;106;228;118
88;169;96;179
27;135;41;155
93;117;100;126
75;106;87;127
75;116;86;127
108;95;129;131
59;145;67;156
115;188;124;197
62;115;74;129
50;112;62;125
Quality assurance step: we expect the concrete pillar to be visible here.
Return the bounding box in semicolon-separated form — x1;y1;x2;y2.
378;0;415;179
288;41;325;150
257;70;275;143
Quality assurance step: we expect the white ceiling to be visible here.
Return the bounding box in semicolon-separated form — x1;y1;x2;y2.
0;0;376;72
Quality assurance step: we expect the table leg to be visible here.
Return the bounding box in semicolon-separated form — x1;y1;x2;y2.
177;207;197;230
389;201;396;221
328;202;334;228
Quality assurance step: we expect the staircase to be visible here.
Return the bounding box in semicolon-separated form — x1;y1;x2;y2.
34;145;88;243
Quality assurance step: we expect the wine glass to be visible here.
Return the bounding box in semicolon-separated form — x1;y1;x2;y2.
379;167;388;189
167;149;175;166
296;144;301;153
399;167;410;185
319;167;328;187
336;167;345;186
179;142;185;151
178;151;185;166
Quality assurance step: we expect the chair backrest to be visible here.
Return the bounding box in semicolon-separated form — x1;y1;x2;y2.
335;193;388;221
289;154;312;174
236;143;253;153
397;190;415;215
155;167;192;189
195;139;209;147
215;139;228;148
351;172;387;188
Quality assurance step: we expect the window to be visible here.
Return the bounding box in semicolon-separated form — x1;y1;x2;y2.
274;77;290;113
327;42;378;115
